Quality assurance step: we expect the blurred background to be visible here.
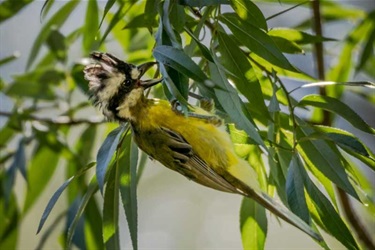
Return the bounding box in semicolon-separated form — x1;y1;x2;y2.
1;0;374;249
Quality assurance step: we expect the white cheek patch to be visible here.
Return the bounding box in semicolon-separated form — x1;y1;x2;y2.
97;73;125;102
130;67;140;80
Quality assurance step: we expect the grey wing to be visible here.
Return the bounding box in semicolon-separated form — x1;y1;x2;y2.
161;127;239;194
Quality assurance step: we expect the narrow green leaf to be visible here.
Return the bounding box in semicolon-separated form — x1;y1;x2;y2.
26;0;79;69
249;53;315;82
0;191;19;249
136;152;148;184
209;61;264;147
165;66;190;100
23;146;60;214
46;29;67;62
39;0;54;21
37;162;95;234
100;3;131;45
169;3;185;33
219;13;296;72
185;6;212;57
71;63;89;94
98;0;116;29
271;36;304;54
184;27;214;62
119;137;138;250
84;198;104;249
301;167;359;250
83;0;99;54
158;63;189;105
265;79;283;176
357;28;375;72
66;178;98;249
268;82;281;113
300;130;370;158
240;197;267;250
37;176;73;235
3;162;16;209
297;121;359;200
298;94;374;134
0;0;33;23
268;28;336;44
228;123;248;144
159;0;180;48
143;0;158;30
321;1;365;21
153;45;208;82
74;126;98;169
0;53;19;66
230;0;267;30
247;144;268;191
178;0;229;7
123;13;158;29
102;161;120;250
327;11;374;82
286;155;310;224
341;156;375;213
217;32;270;119
308;125;375;171
0;128;15;150
13;139;26;179
6;68;65;100
96;126;126;193
0;93;14;129
67;197;87;249
342;148;375;172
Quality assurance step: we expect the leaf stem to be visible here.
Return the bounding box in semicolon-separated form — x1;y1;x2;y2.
276;76;298;150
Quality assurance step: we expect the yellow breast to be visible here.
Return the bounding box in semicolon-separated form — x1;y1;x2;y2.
133;99;258;188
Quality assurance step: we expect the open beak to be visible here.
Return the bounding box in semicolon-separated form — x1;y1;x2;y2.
140;78;163;89
137;61;163;89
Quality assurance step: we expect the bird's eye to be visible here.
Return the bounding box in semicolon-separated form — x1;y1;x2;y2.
123;79;132;86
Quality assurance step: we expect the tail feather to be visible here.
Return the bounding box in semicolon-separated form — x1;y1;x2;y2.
246;188;323;242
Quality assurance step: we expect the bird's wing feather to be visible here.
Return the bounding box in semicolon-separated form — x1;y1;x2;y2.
160;127;239;194
155;127;322;242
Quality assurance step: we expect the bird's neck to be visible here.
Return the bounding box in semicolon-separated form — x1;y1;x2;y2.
116;87;148;122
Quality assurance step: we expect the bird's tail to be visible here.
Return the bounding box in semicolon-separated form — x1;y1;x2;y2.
245;187;323;243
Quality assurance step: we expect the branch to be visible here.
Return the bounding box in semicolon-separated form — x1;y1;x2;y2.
0;111;105;125
311;1;375;248
311;0;330;125
337;188;375;249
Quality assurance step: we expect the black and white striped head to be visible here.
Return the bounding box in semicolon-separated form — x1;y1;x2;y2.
83;52;161;120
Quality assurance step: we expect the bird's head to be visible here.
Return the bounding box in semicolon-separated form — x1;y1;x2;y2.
83;52;162;120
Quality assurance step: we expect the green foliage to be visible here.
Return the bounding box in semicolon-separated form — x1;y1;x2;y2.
0;0;374;249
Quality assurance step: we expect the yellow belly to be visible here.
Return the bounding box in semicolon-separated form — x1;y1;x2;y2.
130;99;259;192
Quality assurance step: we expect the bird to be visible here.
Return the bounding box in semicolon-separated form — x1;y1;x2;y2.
83;51;322;242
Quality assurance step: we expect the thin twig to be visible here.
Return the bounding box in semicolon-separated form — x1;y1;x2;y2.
0;111;105;125
311;0;330;125
189;7;215;32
